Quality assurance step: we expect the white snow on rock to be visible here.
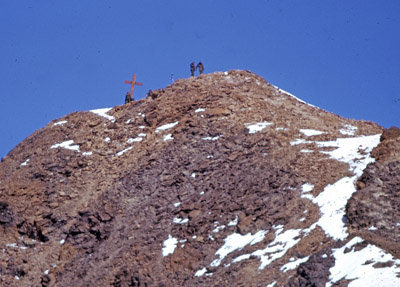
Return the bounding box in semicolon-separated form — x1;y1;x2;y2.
213;225;226;233
155;121;179;133
163;134;173;141
116;146;132;156
195;108;206;113
82;152;92;156
127;137;143;143
90;108;115;122
195;267;207;277
300;149;313;153
316;135;380;176
327;237;400;287
340;124;358;136
173;217;189;224
162;235;178;257
302;183;314;193
304;134;381;240
21;159;30;166
272;85;316;108
51;140;80;152
243;227;302;270
202;135;221;141
245;122;273;134
290;139;312;146
53;120;67;126
300;129;324;136
228;216;238;226
280;256;310;272
368;226;377;231
104;137;111;143
6;243;28;250
210;230;267;267
266;282;276;287
173;202;181;207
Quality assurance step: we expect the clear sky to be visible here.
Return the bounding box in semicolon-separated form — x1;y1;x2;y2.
1;1;399;159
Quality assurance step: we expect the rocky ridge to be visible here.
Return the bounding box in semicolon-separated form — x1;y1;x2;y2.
0;70;399;286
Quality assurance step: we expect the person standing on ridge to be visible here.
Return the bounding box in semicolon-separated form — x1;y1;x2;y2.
197;62;204;75
125;92;132;104
190;62;195;77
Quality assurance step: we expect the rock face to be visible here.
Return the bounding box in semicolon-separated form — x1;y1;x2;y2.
0;70;398;286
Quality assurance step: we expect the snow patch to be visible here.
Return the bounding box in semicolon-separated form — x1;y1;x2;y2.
213;225;226;233
290;139;312;146
245;122;273;134
21;159;30;166
327;237;400;287
340;124;358;136
127;137;142;143
228;216;238;226
53;120;67;126
82;152;92;156
163;134;173;141
162;235;178;257
303;135;382;240
6;243;28;250
195;267;207;277
210;230;267;267
51;140;80;152
233;227;301;270
272;85;316;107
195;108;206;113
281;256;310;272
155;121;179;133
316;135;380;176
300;129;324;136
116;146;132;156
302;183;314;193
173;217;189;224
90;108;115;122
202;135;221;141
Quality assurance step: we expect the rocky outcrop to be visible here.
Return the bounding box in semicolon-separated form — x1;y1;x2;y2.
0;70;398;286
347;127;400;257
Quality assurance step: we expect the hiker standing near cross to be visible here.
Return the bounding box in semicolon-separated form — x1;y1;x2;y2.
124;74;143;102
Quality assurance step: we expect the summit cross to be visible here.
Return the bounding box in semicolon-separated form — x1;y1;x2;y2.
124;74;143;101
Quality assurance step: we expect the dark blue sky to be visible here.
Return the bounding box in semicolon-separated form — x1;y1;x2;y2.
1;1;399;159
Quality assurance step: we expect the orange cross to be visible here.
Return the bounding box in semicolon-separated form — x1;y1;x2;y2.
124;74;143;100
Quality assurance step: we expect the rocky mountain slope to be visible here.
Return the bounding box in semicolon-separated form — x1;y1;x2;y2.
0;70;399;286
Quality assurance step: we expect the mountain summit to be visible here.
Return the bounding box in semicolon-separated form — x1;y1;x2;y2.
0;70;399;286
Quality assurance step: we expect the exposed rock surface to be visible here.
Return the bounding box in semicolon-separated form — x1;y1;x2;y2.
0;70;398;286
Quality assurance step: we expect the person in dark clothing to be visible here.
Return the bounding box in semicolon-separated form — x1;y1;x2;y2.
125;92;132;104
190;62;195;77
196;62;204;74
